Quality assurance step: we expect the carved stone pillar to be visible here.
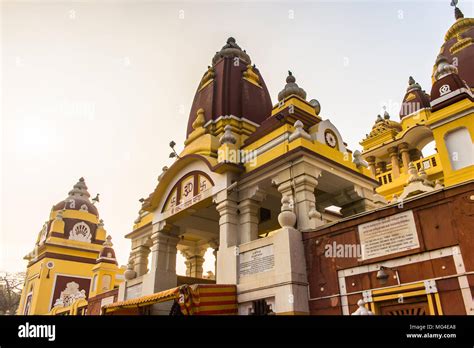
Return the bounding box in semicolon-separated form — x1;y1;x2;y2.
272;164;323;231
239;187;266;243
214;192;239;284
399;143;410;173
388;146;400;178
143;222;180;294
293;174;322;230
131;245;150;277
215;197;239;248
181;247;207;278
366;156;376;177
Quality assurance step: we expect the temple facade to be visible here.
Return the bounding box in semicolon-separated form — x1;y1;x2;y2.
18;5;473;316
17;178;124;315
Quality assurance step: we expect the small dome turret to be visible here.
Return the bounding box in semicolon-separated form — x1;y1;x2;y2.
399;76;431;119
277;71;307;101
53;177;98;216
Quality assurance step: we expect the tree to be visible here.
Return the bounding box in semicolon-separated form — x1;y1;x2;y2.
0;272;25;315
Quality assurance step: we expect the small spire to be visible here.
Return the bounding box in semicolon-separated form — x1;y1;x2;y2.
289;120;312;142
407;76;421;92
219;125;237;145
103;235;113;247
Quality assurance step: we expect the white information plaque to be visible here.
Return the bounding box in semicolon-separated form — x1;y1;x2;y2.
358;210;419;260
239;244;275;277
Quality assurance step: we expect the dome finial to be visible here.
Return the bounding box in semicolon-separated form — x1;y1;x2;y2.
212;37;251;65
286;70;296;84
278;71;306;101
103;235;113;247
451;0;464;20
68;177;91;198
407;76;421;92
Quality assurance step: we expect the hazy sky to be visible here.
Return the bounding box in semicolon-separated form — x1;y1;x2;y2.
1;0;472;273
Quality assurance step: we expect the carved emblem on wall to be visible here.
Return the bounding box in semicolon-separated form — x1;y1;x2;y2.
324;129;338;148
69;221;92;243
439;84;451;96
53;281;86;307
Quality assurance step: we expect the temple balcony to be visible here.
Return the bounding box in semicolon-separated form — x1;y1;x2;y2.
375;153;444;200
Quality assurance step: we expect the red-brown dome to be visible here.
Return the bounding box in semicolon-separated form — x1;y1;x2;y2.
97;236;117;265
433;11;474;89
399;76;431;119
186;37;272;137
53;177;99;216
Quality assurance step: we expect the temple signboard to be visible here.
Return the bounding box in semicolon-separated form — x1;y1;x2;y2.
358;210;419;260
161;172;214;219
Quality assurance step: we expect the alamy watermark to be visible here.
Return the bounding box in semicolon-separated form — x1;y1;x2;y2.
218;149;258;168
18;322;55;341
324;241;362;258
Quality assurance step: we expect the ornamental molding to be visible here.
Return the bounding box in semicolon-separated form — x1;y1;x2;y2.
53;281;86;308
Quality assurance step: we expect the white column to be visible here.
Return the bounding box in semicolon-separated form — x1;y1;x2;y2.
273;166;322;231
142;221;180;295
388;146;400;178
293;174;322;230
181;247;207;278
130;245;150;277
214;191;239;284
239;186;266;244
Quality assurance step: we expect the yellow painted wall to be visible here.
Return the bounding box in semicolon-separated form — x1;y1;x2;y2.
431;112;474;186
19;257;94;315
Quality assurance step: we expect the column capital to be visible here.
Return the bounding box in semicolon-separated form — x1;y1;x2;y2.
239;185;267;202
215;196;238;248
215;199;238;215
388;146;398;156
152;219;175;234
366;156;376;164
293;174;319;192
272;179;292;195
150;231;180;248
398;142;409;151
